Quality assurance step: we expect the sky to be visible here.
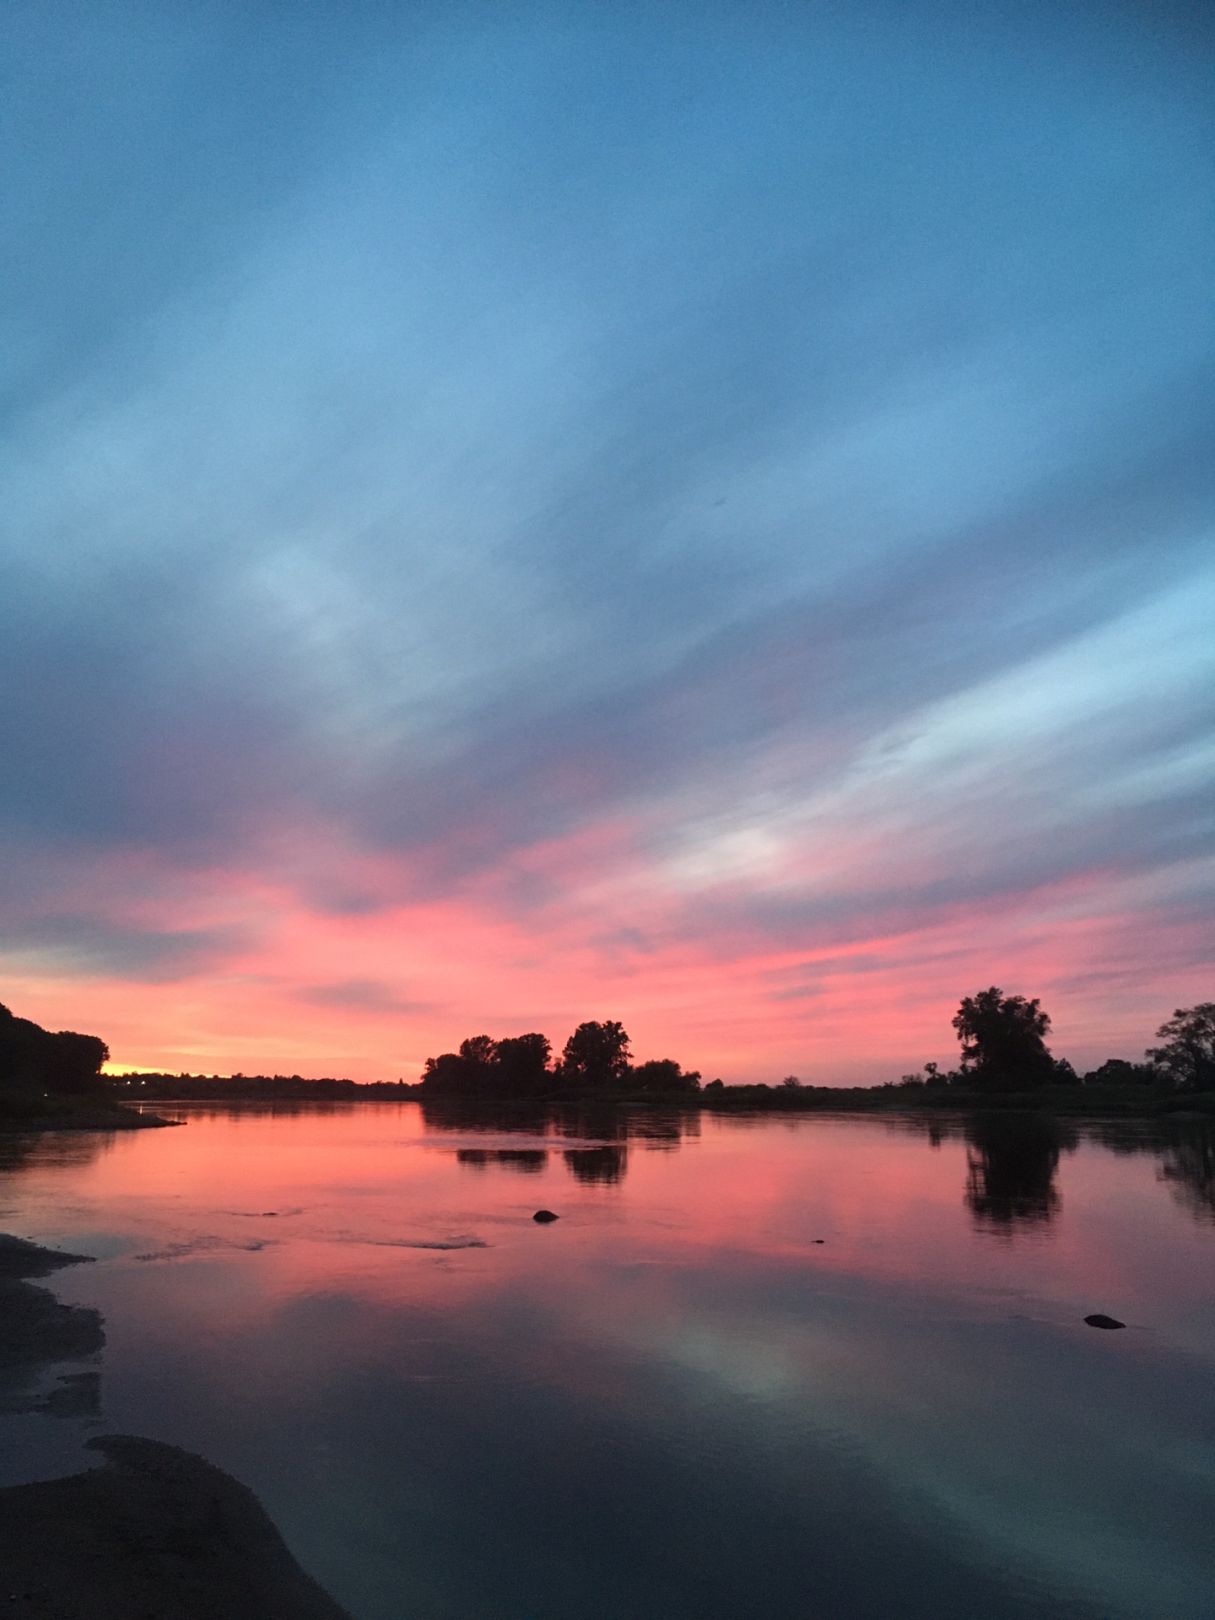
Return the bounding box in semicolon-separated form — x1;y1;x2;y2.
1;0;1212;1083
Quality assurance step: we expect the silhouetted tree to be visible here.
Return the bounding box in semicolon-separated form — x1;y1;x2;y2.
951;987;1055;1091
45;1033;108;1093
560;1020;631;1089
1083;1058;1159;1087
630;1057;701;1094
494;1033;552;1096
421;1051;476;1094
459;1034;496;1077
1147;1003;1215;1092
0;1004;109;1096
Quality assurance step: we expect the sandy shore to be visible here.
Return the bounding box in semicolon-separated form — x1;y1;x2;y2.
0;1234;354;1620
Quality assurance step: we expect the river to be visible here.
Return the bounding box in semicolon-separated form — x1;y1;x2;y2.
1;1102;1212;1619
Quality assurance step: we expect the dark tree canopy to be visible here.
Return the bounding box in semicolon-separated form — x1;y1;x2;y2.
459;1035;496;1070
560;1020;631;1089
421;1031;553;1097
1083;1058;1159;1088
421;1051;477;1094
421;1019;661;1096
951;987;1056;1091
493;1033;553;1096
1147;1003;1215;1092
630;1058;701;1094
0;1003;110;1096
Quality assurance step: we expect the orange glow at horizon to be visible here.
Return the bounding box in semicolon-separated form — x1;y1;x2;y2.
4;828;1209;1084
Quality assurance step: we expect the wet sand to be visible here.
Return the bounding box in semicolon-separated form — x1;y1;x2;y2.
0;1235;353;1620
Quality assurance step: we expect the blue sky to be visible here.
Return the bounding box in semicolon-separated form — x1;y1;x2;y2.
2;1;1212;1079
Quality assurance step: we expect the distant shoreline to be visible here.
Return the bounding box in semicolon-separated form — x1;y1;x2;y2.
97;1079;1215;1122
4;1078;1207;1134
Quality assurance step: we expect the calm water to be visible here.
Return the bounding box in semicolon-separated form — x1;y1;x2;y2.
2;1103;1213;1619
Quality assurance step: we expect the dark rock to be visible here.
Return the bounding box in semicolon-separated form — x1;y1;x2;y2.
532;1210;559;1223
1084;1314;1125;1330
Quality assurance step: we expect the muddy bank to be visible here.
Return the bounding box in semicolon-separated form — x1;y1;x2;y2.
0;1435;353;1619
0;1237;103;1404
0;1235;353;1619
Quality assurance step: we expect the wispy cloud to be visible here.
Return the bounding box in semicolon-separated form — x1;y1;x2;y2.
2;1;1212;1078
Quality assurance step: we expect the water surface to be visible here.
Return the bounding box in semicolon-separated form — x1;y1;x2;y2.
2;1103;1213;1619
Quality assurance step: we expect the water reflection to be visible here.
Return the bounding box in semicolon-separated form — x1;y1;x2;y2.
888;1112;1078;1234
420;1097;698;1186
1087;1118;1215;1227
0;1130;115;1178
963;1114;1076;1233
563;1145;627;1185
3;1104;1215;1618
417;1096;1215;1235
1158;1126;1215;1224
457;1149;548;1174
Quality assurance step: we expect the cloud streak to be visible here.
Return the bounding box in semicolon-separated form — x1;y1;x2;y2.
2;1;1212;1079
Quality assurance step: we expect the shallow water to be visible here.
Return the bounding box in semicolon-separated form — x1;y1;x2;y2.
1;1102;1213;1619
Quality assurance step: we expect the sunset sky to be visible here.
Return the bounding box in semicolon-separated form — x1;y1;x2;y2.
2;2;1212;1082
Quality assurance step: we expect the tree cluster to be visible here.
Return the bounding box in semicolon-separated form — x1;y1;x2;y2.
421;1021;701;1098
892;991;1215;1095
1146;1004;1215;1092
0;1003;109;1096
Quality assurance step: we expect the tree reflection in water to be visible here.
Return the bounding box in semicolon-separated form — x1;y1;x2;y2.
456;1149;548;1175
888;1111;1077;1235
963;1113;1077;1233
563;1146;627;1185
1157;1124;1215;1224
1086;1118;1215;1227
420;1097;699;1186
422;1096;1215;1227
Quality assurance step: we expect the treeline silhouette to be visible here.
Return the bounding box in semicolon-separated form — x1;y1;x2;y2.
883;990;1215;1102
5;990;1212;1118
704;991;1215;1112
0;1002;108;1112
109;1073;413;1102
420;1021;702;1098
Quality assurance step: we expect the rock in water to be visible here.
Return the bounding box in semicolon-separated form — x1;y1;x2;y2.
1084;1313;1125;1330
532;1210;559;1223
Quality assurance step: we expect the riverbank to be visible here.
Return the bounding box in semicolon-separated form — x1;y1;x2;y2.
0;1234;352;1620
0;1097;177;1131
